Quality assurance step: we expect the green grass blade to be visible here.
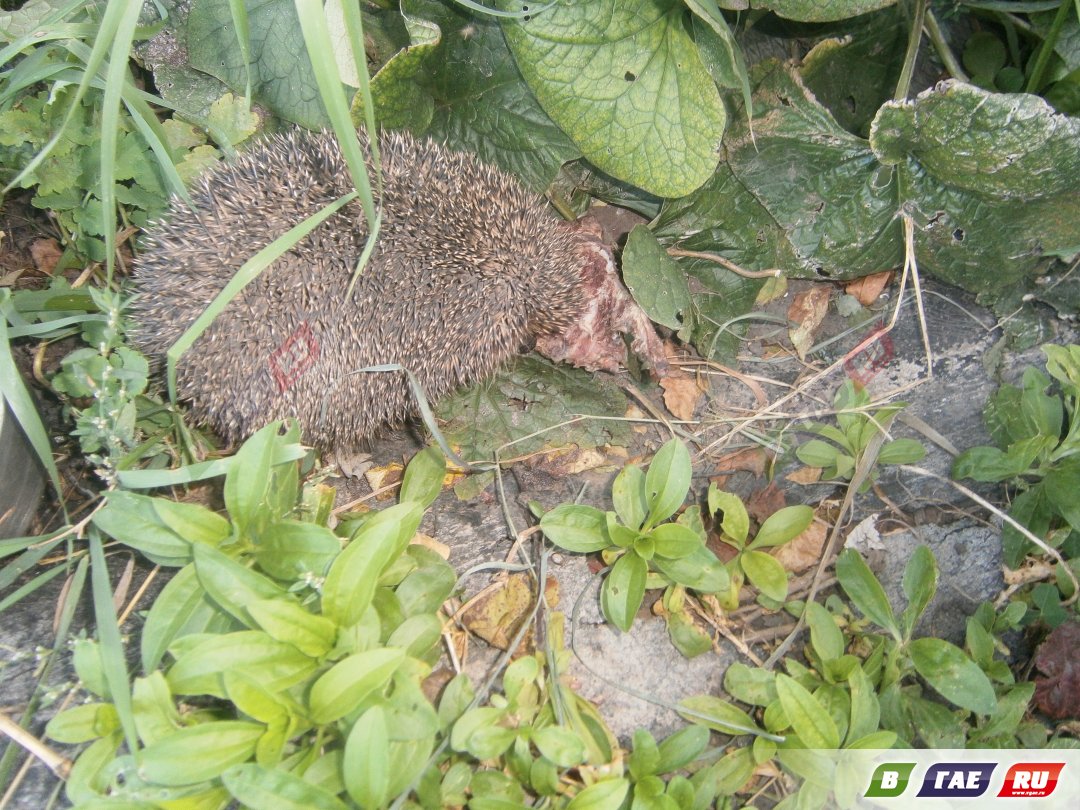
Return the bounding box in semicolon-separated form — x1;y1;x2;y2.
99;0;145;283
164;190;358;402
0;564;68;613
88;528;139;755
226;0;253;104
293;0;377;231
340;0;379;177
0;295;63;504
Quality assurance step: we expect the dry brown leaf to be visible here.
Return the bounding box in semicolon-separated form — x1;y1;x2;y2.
410;533;450;559
461;574;559;653
845;271;893;307
772;519;827;573
786;466;823;485
787;286;831;360
364;462;403;500
30;238;63;275
745;482;787;525
712;447;769;478
660;371;704;421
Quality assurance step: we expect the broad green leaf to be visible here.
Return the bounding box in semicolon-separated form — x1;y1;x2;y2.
386;613;443;660
805;601;844;662
621;225;691;329
908;637;997;716
565;777;630;810
246;598;337;658
140;721;264;786
951;441;1044;482
775;674;840;749
799;6;906;137
708;486;749;546
761;1;897;23
308;647;405;724
740;550;788;602
643;439;692;529
222;671;290;726
797;439;844;470
877;438;926;465
652;544;730;593
255;520;341;581
540;504;610;553
322;502;423;627
141;563;228;673
192;543;288;627
188;0;326;129
223;764;349;810
64;732;121;806
665;609;713;659
611;462;648;531
1043;460;1080;533
152;497;232;547
872;82;1080;201
500;0;724;197
900;545;937;640
846;666;880;745
723;662;778;707
836;550;900;640
978;682;1036;741
601;551;647;632
649;523;703;560
606;511;639;550
344;706;391;808
399;446;446;508
751;505;814;549
437;357;630;460
132;672;182;747
45;703;120;744
678;694;761;737
223;420;278;538
394;548;457;616
438;674;475;730
656;724;709;772
450;706;506;754
628;729;660;782
532;726;587;768
92;491;192;565
366;0;580;191
167;630;317;698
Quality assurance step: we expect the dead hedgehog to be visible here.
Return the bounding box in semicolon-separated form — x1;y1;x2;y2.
130;129;665;450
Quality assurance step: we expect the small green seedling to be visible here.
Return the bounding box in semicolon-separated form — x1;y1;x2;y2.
796;380;925;492
709;484;813;610
539;438;729;632
953;343;1080;597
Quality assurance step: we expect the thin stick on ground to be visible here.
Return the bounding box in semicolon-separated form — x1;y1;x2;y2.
0;712;71;781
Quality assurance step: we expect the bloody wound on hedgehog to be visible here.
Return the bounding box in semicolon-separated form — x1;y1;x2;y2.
131;130;666;450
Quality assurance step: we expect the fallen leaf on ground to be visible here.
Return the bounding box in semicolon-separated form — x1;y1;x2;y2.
787;286;831;359
1034;621;1080;720
660;371;704;421
845;271;893;307
745;482;787;525
772;519;827;573
30;238;63;275
786;466;822;485
711;447;769;478
364;462;403;500
461;573;559;654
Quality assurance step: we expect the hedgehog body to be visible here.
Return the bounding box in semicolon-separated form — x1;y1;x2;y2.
130;130;589;449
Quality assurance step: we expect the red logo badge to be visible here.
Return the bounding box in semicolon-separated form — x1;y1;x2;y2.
997;763;1065;798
